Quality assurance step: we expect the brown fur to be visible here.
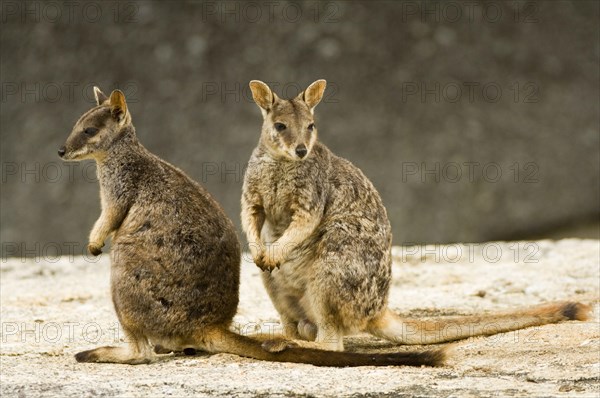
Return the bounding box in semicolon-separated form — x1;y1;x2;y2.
59;86;444;367
242;79;592;352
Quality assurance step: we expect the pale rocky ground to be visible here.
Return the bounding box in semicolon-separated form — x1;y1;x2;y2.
1;239;598;397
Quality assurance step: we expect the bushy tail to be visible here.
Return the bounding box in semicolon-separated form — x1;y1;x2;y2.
204;328;446;367
368;301;592;345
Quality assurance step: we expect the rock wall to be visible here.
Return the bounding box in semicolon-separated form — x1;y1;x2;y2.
1;1;598;256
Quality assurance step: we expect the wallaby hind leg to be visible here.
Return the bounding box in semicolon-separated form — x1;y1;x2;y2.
75;328;157;364
368;301;592;345
262;273;308;339
305;292;347;351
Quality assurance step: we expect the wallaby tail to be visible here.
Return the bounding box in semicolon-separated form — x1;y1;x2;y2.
204;328;447;367
368;301;592;345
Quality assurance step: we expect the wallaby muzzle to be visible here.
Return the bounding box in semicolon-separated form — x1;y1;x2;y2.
295;144;308;159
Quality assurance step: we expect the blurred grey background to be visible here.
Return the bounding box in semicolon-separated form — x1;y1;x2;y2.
1;0;599;257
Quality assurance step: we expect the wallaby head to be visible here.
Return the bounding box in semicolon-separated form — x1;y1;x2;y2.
58;87;132;161
249;79;326;161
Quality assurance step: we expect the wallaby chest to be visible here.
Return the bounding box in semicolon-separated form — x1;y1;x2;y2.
251;158;307;229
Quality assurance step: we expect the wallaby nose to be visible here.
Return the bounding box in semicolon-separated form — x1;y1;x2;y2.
295;145;308;159
58;146;66;158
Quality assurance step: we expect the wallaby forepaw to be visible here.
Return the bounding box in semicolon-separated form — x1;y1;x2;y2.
261;258;281;272
254;254;279;272
87;242;103;256
261;338;298;353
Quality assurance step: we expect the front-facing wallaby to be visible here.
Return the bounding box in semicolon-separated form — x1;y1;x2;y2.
242;79;591;352
57;86;446;366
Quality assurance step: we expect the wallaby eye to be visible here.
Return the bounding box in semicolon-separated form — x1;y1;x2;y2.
307;123;315;131
274;123;286;132
84;127;99;137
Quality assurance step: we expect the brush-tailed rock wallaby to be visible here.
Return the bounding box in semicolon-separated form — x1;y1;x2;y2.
242;79;591;352
58;86;445;366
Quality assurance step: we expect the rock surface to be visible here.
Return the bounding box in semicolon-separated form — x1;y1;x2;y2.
1;239;599;397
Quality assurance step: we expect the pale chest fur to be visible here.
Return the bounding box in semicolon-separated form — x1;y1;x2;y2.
248;155;324;241
259;162;297;235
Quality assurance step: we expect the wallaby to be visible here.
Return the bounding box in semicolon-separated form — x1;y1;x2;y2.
242;79;591;352
57;86;446;366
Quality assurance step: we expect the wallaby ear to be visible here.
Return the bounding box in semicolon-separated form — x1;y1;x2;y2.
249;80;276;112
109;89;128;123
302;79;327;112
93;86;108;106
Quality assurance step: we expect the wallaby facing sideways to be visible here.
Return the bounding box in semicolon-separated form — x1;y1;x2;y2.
242;79;591;352
57;86;445;366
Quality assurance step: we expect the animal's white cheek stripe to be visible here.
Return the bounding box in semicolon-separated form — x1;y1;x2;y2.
308;131;317;151
69;148;90;159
